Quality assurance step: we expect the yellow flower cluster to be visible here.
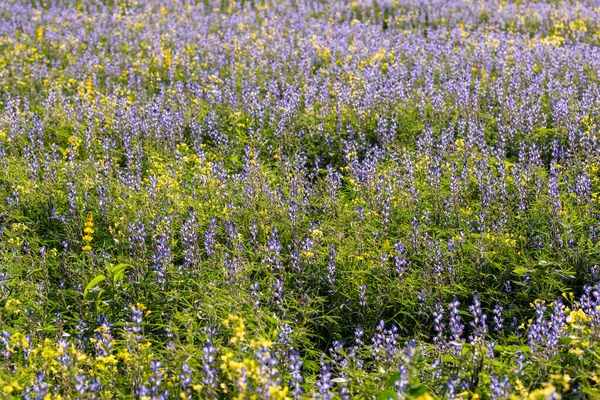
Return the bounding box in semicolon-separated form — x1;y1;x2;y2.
0;379;22;395
527;382;559;399
82;213;94;251
219;351;289;400
223;314;246;345
217;316;290;399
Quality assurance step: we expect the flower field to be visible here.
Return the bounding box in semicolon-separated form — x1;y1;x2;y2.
2;0;600;398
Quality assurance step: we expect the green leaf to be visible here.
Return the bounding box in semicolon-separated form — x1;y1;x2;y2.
483;358;504;367
513;267;530;276
519;345;532;353
407;385;429;397
25;268;43;279
442;354;457;364
376;389;397;400
109;263;130;283
558;337;574;346
85;288;105;301
386;372;401;388
583;388;600;397
84;274;106;297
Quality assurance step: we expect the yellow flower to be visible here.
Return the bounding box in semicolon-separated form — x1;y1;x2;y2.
117;350;132;362
139;342;152;350
550;374;571;391
85;76;94;100
415;394;435;400
82;213;94;251
268;384;289;399
2;385;14;394
250;338;273;349
570;348;583;356
84;214;94;227
224;315;246;344
311;229;323;239
96;354;118;364
5;299;22;314
528;382;558;399
301;251;314;259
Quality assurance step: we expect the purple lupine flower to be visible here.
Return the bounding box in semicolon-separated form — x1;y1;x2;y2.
394;241;409;277
371;321;400;365
327;246;336;288
204;217;218;257
395;361;410;397
74;375;88;394
574;171;592;205
289;349;304;399
432;300;445;348
348;326;365;369
74;374;102;396
128;214;147;256
273;278;285;307
75;317;88;350
94;314;113;357
528;301;549;351
180;207;199;270
548;298;567;348
255;345;281;397
446;378;459;399
147;360;167;399
358;285;367;307
250;281;261;310
0;270;8;300
202;327;217;394
56;339;73;368
151;214;173;286
314;360;333;400
24;371;48;400
180;363;193;392
127;306;143;343
0;331;11;358
489;373;511;400
492;303;504;334
66;180;78;218
591;265;600;282
448;296;464;343
468;293;488;344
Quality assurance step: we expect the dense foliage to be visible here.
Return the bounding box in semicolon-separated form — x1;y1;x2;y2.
1;0;600;398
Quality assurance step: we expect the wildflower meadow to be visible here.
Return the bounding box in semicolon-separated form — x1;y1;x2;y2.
1;0;600;398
